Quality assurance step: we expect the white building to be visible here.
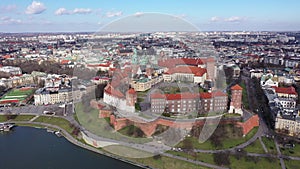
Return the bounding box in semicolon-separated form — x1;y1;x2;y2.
0;66;22;75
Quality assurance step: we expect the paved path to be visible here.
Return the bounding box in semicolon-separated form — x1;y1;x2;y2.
29;115;39;122
162;152;228;169
259;137;268;153
275;139;286;169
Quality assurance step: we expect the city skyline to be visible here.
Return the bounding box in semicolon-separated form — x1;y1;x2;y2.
1;0;300;32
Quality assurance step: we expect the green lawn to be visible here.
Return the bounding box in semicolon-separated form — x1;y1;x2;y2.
261;137;277;154
33;116;74;133
222;127;257;149
281;143;300;157
167;151;214;164
176;137;214;150
1;88;35;102
0;115;35;122
285;159;300;169
74;103;151;144
244;138;265;154
229;156;281;169
118;125;146;138
129;155;208;169
0;115;6;122
176;127;258;150
12;115;36;121
17;123;50;129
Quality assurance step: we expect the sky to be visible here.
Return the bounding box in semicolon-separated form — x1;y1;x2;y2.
0;0;300;32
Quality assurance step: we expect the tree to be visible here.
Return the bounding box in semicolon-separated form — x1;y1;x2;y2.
213;152;231;166
182;138;194;151
95;84;107;99
153;154;162;160
210;125;227;148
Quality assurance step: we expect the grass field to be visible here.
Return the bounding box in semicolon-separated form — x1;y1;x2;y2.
176;126;258;150
0;87;35;102
0;115;35;122
33;116;74;133
244;138;265;154
167;151;215;164
129;154;209;169
285;159;300;169
74;103;151;144
0;115;6;122
229;156;281;169
118;125;146;138
281;143;300;157
261;136;277;154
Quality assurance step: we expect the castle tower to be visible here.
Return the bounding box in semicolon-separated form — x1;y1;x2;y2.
126;88;137;107
229;84;243;115
205;57;216;81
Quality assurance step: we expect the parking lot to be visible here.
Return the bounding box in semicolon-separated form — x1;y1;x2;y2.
0;104;70;116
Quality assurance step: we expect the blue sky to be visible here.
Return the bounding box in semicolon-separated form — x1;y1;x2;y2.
0;0;300;32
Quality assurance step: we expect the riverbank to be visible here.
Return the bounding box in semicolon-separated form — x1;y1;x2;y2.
0;126;142;169
10;120;149;169
1;114;213;169
0;114;264;169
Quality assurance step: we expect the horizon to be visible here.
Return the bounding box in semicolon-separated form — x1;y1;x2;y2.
1;0;300;32
1;30;300;34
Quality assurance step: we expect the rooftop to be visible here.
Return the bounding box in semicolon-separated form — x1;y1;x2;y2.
231;84;243;90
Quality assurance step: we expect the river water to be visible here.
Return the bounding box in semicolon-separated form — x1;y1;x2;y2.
0;126;141;169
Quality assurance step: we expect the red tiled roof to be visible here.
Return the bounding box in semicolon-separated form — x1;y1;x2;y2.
87;62;111;67
165;66;207;76
150;93;165;99
2;55;11;59
151;92;199;100
151;91;226;100
127;88;136;95
104;84;124;98
158;58;204;68
0;99;19;104
200;92;212;99
98;104;105;109
231;84;243;90
273;86;298;95
109;68;116;71
212;90;227;97
61;60;71;65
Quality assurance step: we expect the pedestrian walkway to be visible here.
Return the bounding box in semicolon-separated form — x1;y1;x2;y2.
29;115;39;122
275;140;286;169
259;137;268;153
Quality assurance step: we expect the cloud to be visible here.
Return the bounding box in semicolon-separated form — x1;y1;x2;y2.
55;8;92;15
133;12;144;17
0;4;17;13
210;16;221;22
224;16;244;22
106;11;122;18
210;16;245;23
0;16;22;24
73;8;92;14
25;1;46;14
55;8;69;15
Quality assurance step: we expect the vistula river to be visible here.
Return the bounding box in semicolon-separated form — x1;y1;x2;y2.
0;126;141;169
